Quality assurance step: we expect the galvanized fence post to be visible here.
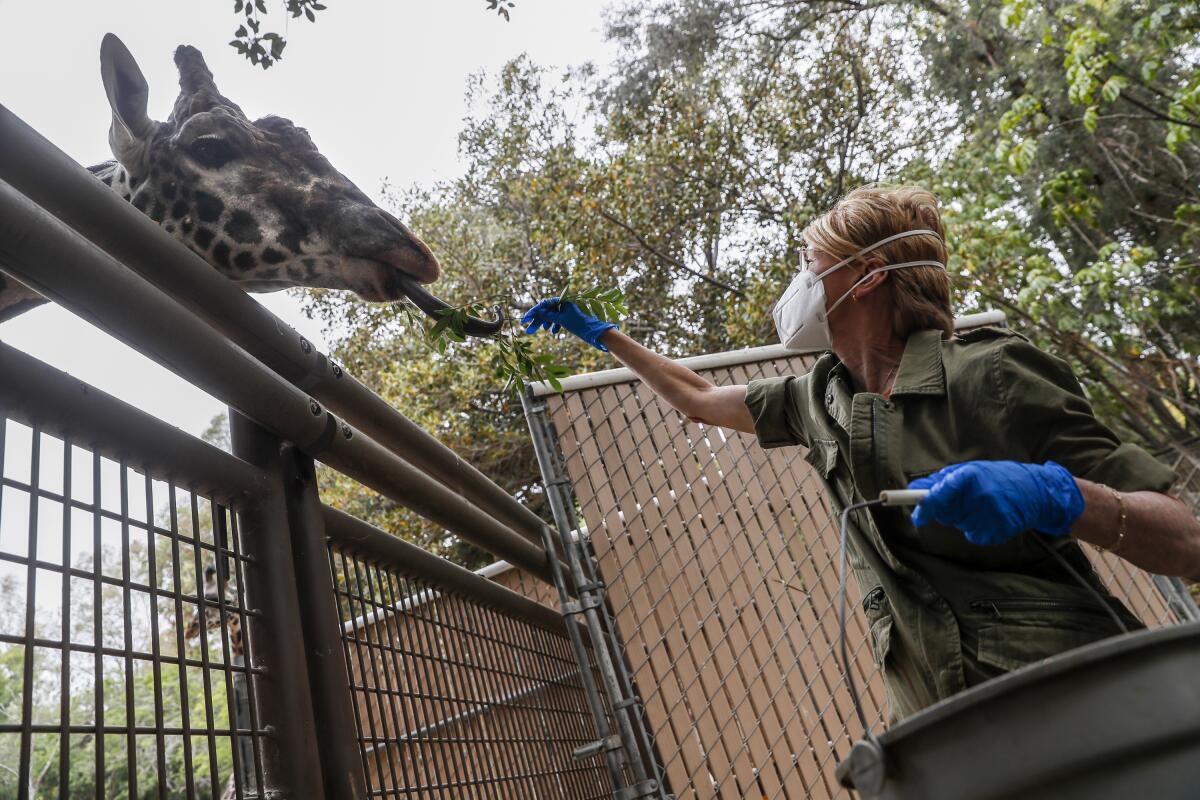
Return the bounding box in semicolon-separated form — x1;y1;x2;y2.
229;411;329;798
523;392;671;800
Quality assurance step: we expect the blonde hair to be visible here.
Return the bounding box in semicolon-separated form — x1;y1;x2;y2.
803;185;953;339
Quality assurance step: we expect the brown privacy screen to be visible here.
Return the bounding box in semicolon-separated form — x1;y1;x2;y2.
539;349;1184;800
331;547;623;799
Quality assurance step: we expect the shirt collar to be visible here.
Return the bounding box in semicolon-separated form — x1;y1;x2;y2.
889;329;947;397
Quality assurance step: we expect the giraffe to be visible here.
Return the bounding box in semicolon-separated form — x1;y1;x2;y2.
0;33;501;336
183;564;246;800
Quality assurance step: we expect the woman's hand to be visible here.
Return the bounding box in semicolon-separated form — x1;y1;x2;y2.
908;460;1084;546
522;298;617;351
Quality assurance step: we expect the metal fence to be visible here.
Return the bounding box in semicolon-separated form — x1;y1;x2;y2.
526;334;1200;800
0;103;662;798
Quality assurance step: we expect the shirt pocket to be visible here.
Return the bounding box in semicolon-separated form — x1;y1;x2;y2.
804;438;839;478
862;585;893;667
971;597;1124;673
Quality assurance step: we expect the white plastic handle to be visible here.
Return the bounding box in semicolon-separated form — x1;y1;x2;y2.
878;489;930;507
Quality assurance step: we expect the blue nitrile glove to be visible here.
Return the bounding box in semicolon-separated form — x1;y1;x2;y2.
522;298;618;352
908;460;1085;546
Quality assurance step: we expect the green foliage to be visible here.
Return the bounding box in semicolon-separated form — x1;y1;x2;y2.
224;1;515;68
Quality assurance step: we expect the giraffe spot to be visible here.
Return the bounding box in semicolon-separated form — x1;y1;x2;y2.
162;182;177;200
233;251;257;271
129;175;141;189
165;224;176;233
195;191;224;223
150;201;166;223
212;241;232;269
287;266;304;281
224;211;263;245
132;193;150;212
261;247;287;264
277;223;310;255
194;227;215;249
259;267;279;280
171;201;189;220
100;173;113;187
181;217;195;234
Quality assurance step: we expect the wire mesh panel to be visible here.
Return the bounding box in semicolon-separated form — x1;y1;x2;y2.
540;349;1192;800
329;544;615;799
0;415;265;798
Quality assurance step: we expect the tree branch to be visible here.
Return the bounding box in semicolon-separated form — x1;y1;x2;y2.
593;206;745;295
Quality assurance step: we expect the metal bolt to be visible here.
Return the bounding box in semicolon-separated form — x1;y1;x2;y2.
331;362;343;378
300;337;312;354
341;422;353;440
309;399;321;416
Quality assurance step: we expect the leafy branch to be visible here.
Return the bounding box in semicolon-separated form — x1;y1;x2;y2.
227;2;515;68
422;286;627;397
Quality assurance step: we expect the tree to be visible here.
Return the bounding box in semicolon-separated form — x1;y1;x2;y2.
225;0;520;69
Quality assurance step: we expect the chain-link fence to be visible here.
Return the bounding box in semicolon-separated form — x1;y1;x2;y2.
531;339;1199;799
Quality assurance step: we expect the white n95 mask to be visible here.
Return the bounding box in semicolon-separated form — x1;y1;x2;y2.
773;229;946;351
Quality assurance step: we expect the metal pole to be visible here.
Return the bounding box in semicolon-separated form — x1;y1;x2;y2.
522;392;669;799
0;103;552;550
256;441;370;798
323;506;568;633
0;179;556;582
228;411;326;797
0;339;273;507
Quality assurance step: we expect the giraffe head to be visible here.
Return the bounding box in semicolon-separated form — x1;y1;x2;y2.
184;565;243;656
92;33;500;334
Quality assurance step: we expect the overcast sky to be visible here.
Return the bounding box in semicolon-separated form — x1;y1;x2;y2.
0;0;614;437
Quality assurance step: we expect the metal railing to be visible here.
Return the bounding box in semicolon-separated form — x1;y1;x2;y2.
0;104;655;797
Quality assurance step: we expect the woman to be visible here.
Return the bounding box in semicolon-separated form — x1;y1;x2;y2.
522;185;1200;722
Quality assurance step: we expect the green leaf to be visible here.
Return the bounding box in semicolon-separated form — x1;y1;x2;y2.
1082;105;1099;132
1100;76;1126;104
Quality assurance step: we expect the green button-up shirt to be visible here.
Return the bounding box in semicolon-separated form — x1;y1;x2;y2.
745;327;1176;722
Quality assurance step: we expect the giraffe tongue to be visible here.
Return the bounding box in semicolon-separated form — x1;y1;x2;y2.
393;274;504;337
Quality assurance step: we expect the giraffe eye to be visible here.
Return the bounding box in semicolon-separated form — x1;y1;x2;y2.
188;136;237;169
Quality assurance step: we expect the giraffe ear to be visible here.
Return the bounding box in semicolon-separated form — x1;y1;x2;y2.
100;34;155;168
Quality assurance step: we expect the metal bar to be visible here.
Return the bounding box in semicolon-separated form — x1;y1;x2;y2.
323;506;566;635
17;423;40;799
228;412;326;797
144;474;168;798
523;392;669;799
528;311;1008;396
226;511;267;794
57;437;71;800
0;102;554;550
119;460;138;799
0;179;554;582
166;486;198;799
90;450;104;797
187;491;222;795
272;445;369;799
0;340;273;507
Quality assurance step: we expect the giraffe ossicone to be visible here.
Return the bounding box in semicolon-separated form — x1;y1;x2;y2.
0;34;502;336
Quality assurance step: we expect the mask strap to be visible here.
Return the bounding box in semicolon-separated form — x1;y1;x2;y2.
817;229;942;283
825;260;947;317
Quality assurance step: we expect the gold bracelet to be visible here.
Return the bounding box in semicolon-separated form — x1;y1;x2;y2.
1103;485;1127;555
